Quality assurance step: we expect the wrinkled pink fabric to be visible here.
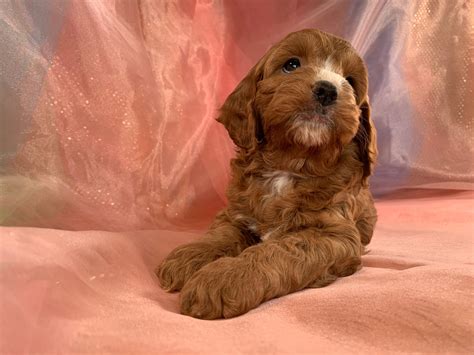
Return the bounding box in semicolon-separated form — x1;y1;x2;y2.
1;186;473;353
1;0;473;353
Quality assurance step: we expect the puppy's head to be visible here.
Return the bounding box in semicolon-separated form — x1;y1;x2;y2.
218;29;377;179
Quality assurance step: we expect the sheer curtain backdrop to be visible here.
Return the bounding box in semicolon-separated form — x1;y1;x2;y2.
1;0;472;231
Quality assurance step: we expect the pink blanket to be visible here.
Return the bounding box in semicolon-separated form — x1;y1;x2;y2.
1;186;473;354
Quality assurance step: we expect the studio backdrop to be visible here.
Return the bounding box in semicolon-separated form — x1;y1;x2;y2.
1;0;472;230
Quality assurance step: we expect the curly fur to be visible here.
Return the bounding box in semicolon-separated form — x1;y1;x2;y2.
157;29;378;319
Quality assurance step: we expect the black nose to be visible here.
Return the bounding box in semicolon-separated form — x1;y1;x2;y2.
313;80;338;106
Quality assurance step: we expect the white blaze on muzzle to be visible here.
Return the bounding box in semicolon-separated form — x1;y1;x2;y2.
316;60;345;91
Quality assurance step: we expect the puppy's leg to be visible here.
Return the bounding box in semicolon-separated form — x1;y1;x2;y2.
356;190;377;246
180;223;361;319
156;212;257;292
356;213;377;247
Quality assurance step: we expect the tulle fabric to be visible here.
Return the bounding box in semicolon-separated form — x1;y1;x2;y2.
1;0;472;231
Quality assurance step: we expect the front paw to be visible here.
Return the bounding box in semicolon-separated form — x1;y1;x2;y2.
156;242;219;292
180;257;264;319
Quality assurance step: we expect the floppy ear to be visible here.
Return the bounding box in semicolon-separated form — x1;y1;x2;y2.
217;62;265;150
355;98;377;185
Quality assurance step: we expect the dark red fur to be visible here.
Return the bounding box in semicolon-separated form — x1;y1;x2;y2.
157;29;377;319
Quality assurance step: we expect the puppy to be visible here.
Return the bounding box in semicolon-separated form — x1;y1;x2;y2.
156;29;377;319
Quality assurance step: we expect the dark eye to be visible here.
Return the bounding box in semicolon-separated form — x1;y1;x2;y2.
346;76;356;88
282;58;300;73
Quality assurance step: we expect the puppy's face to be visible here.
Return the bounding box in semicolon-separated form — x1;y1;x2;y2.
218;29;376;177
255;31;367;149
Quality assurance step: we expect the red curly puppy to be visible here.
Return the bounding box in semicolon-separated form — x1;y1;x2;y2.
156;29;377;319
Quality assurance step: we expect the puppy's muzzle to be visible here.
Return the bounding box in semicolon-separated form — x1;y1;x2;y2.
313;80;337;106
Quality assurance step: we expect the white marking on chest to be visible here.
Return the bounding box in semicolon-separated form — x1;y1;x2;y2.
264;171;294;196
273;174;291;194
